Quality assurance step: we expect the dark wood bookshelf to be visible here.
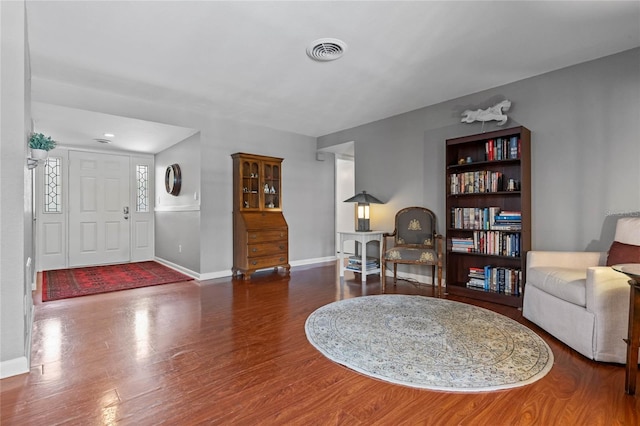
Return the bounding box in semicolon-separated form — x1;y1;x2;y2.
445;126;531;308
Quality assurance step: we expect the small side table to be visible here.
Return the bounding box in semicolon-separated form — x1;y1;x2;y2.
612;263;640;395
338;231;383;282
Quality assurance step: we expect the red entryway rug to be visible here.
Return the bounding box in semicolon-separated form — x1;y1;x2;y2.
42;261;193;302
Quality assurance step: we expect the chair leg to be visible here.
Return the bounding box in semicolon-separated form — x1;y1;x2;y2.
381;260;386;294
432;265;437;297
393;264;397;284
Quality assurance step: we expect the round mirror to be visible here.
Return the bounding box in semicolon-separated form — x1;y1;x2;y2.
165;164;182;195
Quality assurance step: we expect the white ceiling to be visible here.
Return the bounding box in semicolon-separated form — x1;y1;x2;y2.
26;1;640;153
31;103;198;154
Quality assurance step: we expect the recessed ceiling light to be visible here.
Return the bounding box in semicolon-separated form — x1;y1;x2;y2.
104;133;115;138
306;38;347;62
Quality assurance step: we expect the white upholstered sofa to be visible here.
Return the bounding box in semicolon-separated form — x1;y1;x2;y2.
523;217;640;363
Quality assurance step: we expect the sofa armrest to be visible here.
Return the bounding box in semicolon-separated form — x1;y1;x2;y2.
585;266;633;361
585;266;630;313
527;251;606;270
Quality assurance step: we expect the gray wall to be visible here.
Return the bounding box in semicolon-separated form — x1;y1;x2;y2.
155;133;202;272
200;121;335;276
1;0;34;376
150;106;335;277
155;211;201;272
319;48;640;253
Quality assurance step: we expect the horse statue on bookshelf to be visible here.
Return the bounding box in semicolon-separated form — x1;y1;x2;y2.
461;99;511;126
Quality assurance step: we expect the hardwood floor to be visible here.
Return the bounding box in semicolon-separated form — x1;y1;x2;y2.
1;262;638;425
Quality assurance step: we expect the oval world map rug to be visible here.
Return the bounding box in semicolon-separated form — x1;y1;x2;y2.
305;295;553;392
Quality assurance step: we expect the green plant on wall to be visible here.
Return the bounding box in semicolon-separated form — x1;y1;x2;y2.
29;133;57;151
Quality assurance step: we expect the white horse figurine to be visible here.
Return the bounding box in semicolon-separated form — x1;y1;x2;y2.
461;100;511;126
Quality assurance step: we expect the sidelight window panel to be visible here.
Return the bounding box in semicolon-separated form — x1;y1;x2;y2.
43;157;62;213
136;165;149;212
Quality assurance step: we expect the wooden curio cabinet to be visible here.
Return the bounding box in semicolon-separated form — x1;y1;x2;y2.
445;126;531;307
232;153;289;280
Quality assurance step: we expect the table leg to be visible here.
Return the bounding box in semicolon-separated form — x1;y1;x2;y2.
625;281;640;395
360;239;367;282
378;239;383;284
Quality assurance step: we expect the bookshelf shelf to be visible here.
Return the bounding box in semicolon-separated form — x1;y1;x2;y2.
447;228;522;232
447;158;521;170
447;191;521;197
445;126;531;308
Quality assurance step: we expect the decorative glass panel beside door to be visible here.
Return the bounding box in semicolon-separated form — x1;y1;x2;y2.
44;157;62;213
136;164;149;213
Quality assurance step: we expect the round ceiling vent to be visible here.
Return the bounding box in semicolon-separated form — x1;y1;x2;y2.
306;38;347;62
93;138;111;144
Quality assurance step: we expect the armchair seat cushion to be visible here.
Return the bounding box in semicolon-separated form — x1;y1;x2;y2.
384;247;437;263
527;267;586;307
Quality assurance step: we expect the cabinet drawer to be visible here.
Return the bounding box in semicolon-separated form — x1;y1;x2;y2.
246;229;287;243
246;254;288;269
248;241;287;257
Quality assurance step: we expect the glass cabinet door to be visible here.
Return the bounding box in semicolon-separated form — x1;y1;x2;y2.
241;160;260;210
263;162;281;209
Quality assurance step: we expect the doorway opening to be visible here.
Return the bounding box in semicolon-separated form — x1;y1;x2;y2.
317;141;355;256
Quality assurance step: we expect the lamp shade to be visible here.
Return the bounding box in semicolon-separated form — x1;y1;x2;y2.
343;191;383;204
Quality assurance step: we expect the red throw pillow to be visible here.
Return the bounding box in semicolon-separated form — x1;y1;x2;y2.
606;241;640;266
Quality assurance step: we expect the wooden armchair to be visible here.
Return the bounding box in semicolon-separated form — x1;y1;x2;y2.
381;207;443;296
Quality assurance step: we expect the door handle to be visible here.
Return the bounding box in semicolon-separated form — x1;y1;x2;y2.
123;206;129;214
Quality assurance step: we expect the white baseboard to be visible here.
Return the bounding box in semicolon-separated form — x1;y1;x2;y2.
154;257;445;287
197;269;235;282
3;278;37;380
153;257;200;279
155;256;338;283
290;256;336;267
0;356;29;379
1;309;33;379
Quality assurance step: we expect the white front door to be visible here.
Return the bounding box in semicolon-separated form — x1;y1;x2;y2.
68;151;130;267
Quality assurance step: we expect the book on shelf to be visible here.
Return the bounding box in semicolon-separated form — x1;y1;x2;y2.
449;231;520;257
467;278;485;289
494;214;521;221
490;224;522;231
484;136;521;161
468;267;485;279
465;265;522;295
496;210;521;216
493;210;521;231
449;171;504;194
450;208;522;232
450;237;474;252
